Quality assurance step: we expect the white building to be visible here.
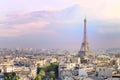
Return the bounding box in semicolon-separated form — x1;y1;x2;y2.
96;67;112;78
4;66;13;72
105;78;120;80
116;58;120;72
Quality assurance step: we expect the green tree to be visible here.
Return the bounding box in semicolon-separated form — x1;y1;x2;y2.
37;67;41;74
16;76;19;80
44;63;51;72
49;78;54;80
35;75;42;80
12;72;16;77
51;62;58;78
4;72;19;80
39;69;45;79
49;71;55;79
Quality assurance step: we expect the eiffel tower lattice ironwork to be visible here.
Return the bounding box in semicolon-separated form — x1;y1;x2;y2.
78;18;92;57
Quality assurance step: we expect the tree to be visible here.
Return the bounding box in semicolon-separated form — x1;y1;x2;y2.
37;67;41;74
35;62;58;80
35;69;45;80
49;71;55;79
44;63;51;72
35;75;42;80
52;62;58;78
16;76;19;80
39;69;45;79
12;72;16;77
4;72;19;80
49;78;54;80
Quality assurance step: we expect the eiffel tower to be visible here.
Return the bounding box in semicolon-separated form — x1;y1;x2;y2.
78;18;92;57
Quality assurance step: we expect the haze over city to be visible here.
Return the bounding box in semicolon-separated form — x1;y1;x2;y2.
0;0;120;48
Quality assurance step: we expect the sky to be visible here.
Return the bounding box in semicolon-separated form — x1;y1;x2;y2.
0;0;120;49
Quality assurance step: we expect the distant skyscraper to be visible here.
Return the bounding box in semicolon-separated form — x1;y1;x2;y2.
78;18;92;57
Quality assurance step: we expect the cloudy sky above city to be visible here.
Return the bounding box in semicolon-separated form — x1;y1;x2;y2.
0;0;120;49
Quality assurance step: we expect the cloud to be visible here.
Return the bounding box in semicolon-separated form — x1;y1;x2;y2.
0;21;50;37
1;3;120;38
1;5;82;37
67;0;120;20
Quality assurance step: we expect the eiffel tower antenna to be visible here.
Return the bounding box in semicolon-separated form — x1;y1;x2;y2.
78;17;92;57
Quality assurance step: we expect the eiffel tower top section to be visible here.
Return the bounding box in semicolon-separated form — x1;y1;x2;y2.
78;18;92;57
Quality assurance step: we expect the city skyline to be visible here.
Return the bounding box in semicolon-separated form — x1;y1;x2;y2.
0;0;120;48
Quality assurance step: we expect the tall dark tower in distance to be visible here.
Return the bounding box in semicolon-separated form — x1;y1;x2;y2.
78;18;92;57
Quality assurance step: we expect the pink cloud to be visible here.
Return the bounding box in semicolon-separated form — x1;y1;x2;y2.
0;5;83;37
14;21;49;33
0;20;54;37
